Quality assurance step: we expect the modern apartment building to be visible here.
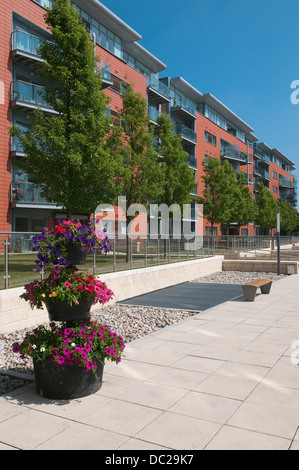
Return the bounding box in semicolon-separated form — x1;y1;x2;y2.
0;0;297;236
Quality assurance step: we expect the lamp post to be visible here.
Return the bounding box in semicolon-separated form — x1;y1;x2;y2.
277;213;281;275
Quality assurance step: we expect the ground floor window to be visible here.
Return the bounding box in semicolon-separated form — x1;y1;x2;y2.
13;214;46;233
205;226;218;236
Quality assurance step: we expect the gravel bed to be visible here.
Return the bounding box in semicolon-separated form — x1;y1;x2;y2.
193;271;287;285
0;270;288;396
0;305;196;396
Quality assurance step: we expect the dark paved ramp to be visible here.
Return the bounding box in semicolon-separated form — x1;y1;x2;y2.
118;282;243;312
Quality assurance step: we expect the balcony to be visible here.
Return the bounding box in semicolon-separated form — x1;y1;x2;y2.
187;155;197;169
11;30;45;68
148;106;161;124
11;80;57;114
175;124;197;144
147;76;171;104
260;154;270;166
260;170;271;181
279;175;294;189
11;182;61;209
98;61;113;90
172;96;197;120
280;192;297;205
220;146;247;165
11;136;26;157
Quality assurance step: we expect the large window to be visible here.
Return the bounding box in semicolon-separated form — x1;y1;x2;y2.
204;131;217;147
73;5;123;59
32;0;123;59
199;104;246;143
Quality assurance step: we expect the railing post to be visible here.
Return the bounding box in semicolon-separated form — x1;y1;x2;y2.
2;240;10;290
157;236;160;266
130;238;133;270
145;237;148;268
113;238;116;272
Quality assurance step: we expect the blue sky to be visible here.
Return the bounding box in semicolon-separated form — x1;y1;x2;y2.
101;0;299;174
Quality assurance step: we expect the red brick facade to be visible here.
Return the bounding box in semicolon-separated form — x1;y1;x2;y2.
0;0;296;237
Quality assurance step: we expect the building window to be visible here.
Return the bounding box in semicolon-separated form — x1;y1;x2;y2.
204;131;217;147
273;185;278;194
205;226;218;236
272;171;277;179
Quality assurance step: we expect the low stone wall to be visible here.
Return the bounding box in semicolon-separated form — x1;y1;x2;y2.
0;256;223;333
222;259;299;275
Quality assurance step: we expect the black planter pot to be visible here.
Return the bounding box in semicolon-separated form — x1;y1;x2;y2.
33;357;104;400
44;298;93;322
66;245;87;266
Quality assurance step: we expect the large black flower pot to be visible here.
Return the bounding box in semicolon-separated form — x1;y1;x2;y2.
66;245;87;266
33;357;104;400
44;298;93;322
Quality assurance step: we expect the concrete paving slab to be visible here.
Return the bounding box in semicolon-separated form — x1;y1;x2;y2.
0;274;299;450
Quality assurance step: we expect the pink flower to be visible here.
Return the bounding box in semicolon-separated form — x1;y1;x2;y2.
29;295;35;302
64;282;71;288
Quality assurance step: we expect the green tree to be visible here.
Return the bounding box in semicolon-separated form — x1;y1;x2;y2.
10;0;121;218
254;182;278;233
230;171;257;233
198;157;236;232
279;200;299;234
154;113;197;239
113;84;164;259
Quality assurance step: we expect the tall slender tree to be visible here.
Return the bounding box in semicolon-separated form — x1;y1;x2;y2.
112;84;164;259
198;157;236;232
10;0;122;218
254;182;278;234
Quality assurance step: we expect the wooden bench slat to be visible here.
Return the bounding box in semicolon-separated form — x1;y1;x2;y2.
245;279;271;287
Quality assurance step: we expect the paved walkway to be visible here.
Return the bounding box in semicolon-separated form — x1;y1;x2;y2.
1;274;299;450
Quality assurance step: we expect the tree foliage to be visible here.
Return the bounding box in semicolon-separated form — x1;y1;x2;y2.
254;182;278;230
154;113;196;208
10;0;121;217
113;84;164;217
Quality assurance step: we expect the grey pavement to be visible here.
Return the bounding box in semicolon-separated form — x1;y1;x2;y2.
1;274;299;450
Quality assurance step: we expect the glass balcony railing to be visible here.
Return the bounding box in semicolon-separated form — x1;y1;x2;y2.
260;154;270;165
148;106;161;122
11;80;49;108
220;146;247;163
99;61;112;81
279;175;293;188
280;193;297;204
32;0;53;8
11;182;48;205
11;30;44;57
147;76;171;100
11;136;25;154
172;96;196;117
187;155;197;169
175;124;197;143
260;170;271;181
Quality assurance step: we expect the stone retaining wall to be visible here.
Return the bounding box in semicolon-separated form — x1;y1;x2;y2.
222;259;299;275
0;256;224;333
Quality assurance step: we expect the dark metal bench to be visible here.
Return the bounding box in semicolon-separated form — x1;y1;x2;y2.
242;279;272;302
